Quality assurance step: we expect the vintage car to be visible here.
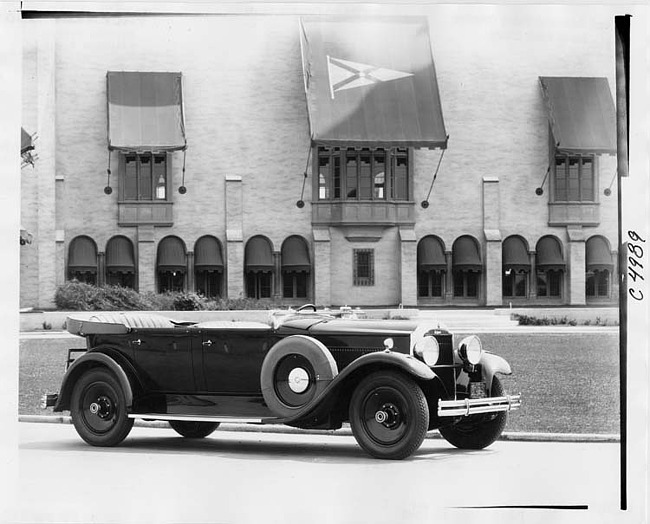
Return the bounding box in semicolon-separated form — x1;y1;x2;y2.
42;305;521;460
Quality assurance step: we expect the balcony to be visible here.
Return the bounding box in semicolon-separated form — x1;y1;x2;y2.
118;201;173;227
312;201;415;227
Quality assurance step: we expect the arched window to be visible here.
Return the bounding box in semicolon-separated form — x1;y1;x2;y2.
281;236;310;299
157;236;187;293
194;236;224;298
535;236;565;298
68;236;98;285
105;236;136;289
417;236;446;298
502;236;529;298
586;236;613;298
245;236;274;299
452;236;481;298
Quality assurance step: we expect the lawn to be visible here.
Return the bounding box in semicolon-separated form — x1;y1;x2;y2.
19;331;620;434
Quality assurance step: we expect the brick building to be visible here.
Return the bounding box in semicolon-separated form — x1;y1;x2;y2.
20;6;620;309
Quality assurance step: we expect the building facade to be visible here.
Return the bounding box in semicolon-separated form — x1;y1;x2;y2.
20;6;620;309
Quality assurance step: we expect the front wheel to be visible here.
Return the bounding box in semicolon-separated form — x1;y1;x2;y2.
438;376;508;450
169;421;220;439
349;371;429;460
70;368;134;447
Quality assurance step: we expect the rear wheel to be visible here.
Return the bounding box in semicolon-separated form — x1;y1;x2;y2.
438;376;508;450
349;371;429;460
70;368;134;447
169;421;220;439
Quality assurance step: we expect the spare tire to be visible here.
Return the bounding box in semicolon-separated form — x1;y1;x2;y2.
260;335;338;418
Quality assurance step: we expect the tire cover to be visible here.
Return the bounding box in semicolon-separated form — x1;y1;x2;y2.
260;335;338;418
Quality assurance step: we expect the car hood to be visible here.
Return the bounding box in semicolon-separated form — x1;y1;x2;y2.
278;317;450;336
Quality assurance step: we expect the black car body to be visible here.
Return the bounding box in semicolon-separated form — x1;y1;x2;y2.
43;306;521;459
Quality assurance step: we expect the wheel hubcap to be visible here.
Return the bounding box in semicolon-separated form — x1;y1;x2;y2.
81;383;119;434
374;403;400;428
89;396;114;419
362;388;409;446
288;367;310;393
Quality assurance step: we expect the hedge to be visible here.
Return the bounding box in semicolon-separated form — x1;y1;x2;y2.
54;281;283;311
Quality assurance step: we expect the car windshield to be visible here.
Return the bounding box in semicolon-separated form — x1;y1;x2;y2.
268;308;336;329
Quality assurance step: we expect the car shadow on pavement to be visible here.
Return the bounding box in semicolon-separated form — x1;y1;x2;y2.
20;431;492;465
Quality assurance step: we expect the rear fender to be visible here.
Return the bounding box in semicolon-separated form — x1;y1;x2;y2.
273;351;437;425
54;351;134;412
481;352;512;392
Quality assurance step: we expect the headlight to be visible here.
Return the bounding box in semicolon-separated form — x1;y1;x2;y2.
414;336;440;366
458;335;483;365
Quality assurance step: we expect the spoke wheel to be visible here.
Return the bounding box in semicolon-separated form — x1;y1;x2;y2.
169;421;220;439
71;369;133;447
349;371;429;460
438;376;508;450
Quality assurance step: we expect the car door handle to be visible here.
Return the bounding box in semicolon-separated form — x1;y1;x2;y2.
131;339;142;346
202;340;213;347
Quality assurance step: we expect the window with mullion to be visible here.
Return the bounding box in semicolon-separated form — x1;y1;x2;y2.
123;153;167;201
553;154;595;202
282;271;308;298
586;269;610;298
418;270;443;298
246;272;272;299
391;149;409;200
453;270;478;298
316;147;402;202
536;269;562;297
502;270;527;298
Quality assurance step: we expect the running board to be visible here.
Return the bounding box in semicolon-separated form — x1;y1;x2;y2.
128;414;274;424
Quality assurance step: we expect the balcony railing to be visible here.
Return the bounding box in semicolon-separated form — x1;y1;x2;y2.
548;202;600;227
118;201;173;226
312;201;415;227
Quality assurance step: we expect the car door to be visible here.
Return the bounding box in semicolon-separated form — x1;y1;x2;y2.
200;326;272;395
131;328;199;392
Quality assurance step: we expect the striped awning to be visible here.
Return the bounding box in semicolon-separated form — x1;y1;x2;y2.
452;236;482;271
245;236;274;272
106;236;136;273
68;236;98;272
157;237;187;272
300;17;447;149
536;236;565;270
539;77;616;155
195;236;224;272
107;71;186;152
417;236;446;271
502;236;530;272
281;237;310;272
586;236;613;271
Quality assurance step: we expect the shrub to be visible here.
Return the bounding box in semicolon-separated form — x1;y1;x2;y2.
172;292;204;311
53;282;285;311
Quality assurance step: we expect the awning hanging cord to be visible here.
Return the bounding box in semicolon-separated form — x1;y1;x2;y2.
296;144;312;208
104;150;113;195
178;149;188;194
535;166;550;195
604;171;617;196
421;139;448;208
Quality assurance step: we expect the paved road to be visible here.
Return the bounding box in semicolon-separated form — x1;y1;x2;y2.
3;422;622;524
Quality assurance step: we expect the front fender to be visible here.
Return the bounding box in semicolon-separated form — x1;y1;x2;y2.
271;350;437;425
481;352;512;393
53;352;134;412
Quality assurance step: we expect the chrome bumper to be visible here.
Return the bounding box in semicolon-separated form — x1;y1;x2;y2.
437;394;521;417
